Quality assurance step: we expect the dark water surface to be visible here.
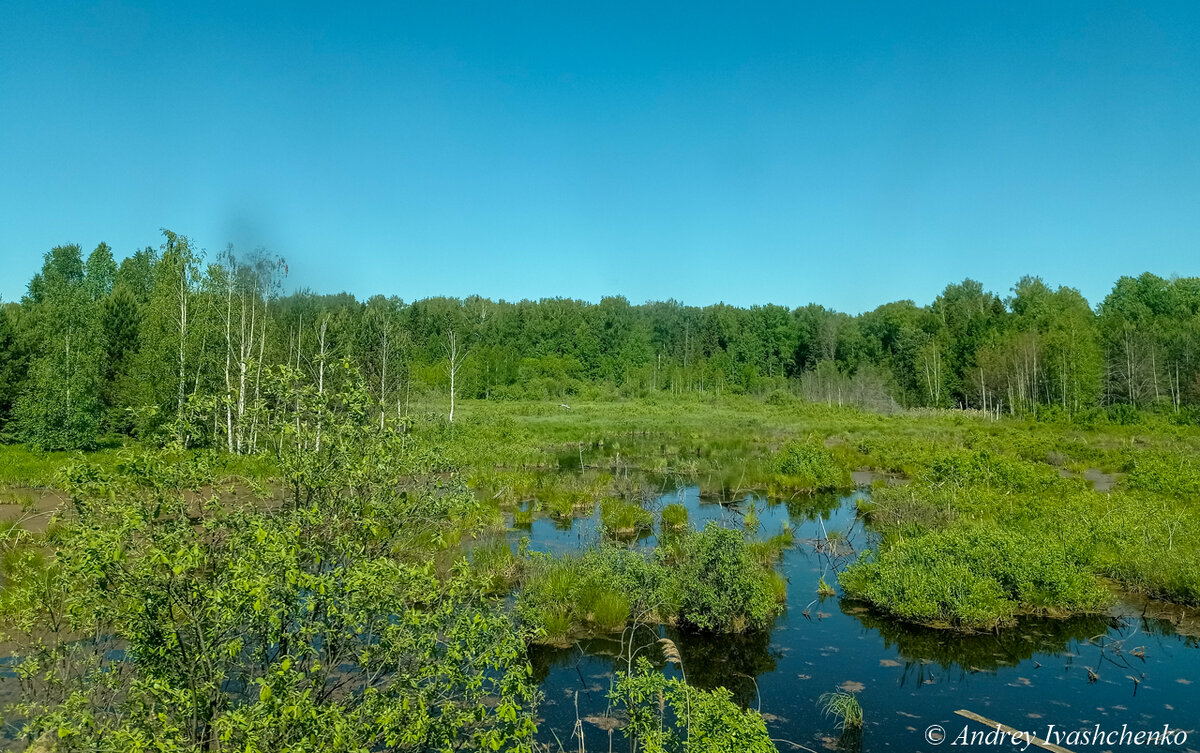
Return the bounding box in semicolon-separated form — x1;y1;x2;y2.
511;486;1200;752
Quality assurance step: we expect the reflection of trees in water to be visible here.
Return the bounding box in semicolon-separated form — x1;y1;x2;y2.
1136;610;1200;647
665;626;779;707
528;634;627;686
783;492;843;522
527;625;779;710
842;600;1113;680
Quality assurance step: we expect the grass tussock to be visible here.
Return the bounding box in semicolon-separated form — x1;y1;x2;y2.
599;498;653;536
819;690;863;730
660;503;688;530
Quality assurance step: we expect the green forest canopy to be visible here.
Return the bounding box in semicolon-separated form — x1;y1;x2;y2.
2;230;1198;449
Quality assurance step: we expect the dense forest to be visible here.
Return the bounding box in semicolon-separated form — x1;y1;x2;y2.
2;230;1198;450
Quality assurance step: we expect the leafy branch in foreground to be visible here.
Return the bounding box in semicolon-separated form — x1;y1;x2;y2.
609;657;777;753
6;409;538;752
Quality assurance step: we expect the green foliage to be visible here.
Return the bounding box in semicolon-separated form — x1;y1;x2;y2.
100;284;142;434
3;229;1200;453
15;245;105;449
7;424;539;751
1123;450;1200;496
770;437;847;490
819;690;864;730
0;303;24;438
600;498;653;535
610;657;778;753
840;527;1109;628
920;448;1058;491
675;523;781;632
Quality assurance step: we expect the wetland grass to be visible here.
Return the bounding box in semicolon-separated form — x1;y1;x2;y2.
819;690;864;729
660;502;688;530
599;498;653;536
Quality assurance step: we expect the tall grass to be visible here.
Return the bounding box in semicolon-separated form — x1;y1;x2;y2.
599;499;652;536
819;690;863;729
660;503;688;530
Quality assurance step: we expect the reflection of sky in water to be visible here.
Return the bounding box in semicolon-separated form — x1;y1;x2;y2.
519;487;1200;752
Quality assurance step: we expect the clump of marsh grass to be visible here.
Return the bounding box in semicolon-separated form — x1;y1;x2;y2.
589;590;631;632
817;576;836;597
769;570;789;603
661;503;688;530
469;536;520;594
743;501;760;532
512;508;535;528
600;499;653;536
771;437;849;491
773;523;794;547
539;608;573;646
819;690;863;729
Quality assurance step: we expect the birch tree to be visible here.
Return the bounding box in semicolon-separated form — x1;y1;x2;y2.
447;328;467;422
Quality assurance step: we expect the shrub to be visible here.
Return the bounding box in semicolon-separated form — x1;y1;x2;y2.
674;523;781;632
839;527;1108;629
771;437;847;490
611;658;777;753
765;389;799;407
920;449;1057;492
1123;450;1200;496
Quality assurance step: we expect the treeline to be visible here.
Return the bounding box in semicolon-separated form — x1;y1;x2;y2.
1;230;1198;449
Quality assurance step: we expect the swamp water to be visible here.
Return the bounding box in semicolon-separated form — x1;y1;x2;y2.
508;485;1200;751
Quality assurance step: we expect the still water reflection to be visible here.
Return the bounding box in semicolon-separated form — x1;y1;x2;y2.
513;486;1200;751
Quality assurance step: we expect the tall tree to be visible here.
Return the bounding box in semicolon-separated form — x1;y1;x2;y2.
15;245;104;449
0;302;26;437
84;242;117;300
133;230;203;439
101;284;142;433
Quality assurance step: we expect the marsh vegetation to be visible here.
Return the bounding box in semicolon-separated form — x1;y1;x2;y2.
1;245;1199;751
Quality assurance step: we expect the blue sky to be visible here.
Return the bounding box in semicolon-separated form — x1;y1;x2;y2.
1;2;1197;312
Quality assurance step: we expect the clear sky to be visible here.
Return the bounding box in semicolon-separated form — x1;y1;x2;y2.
1;2;1197;313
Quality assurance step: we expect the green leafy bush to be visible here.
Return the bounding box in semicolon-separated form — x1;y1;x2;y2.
771;437;847;490
610;657;778;753
1123;450;1200;496
675;523;781;632
8;445;539;751
840;527;1108;628
920;449;1058;492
